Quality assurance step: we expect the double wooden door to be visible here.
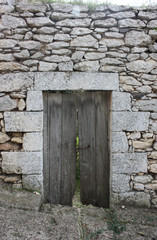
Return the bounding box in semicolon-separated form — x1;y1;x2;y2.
43;91;110;208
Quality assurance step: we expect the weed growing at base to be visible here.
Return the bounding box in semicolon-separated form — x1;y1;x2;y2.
105;209;126;234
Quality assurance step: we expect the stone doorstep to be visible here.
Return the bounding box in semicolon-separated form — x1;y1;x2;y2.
0;189;42;211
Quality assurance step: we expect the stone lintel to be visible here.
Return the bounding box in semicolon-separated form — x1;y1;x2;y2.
34;72;119;91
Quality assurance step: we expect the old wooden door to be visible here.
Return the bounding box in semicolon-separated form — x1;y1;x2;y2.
43;92;77;206
43;91;110;207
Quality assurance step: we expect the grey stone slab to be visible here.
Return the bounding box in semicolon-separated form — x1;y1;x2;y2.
37;26;57;34
2;15;27;28
85;52;106;60
138;11;157;20
74;60;100;72
113;192;150;208
112;112;150;131
112;153;147;174
51;2;73;12
126;60;157;73
18;41;42;50
51;12;73;21
39;62;57;71
147;20;157;28
34;72;119;91
112;174;130;193
94;18;117;27
71;27;92;35
0;190;41;211
112;91;131;111
23;132;43;151
0;73;33;92
0;95;17;111
112;132;128;153
100;58;123;66
56;18;91;27
118;19;145;28
26;91;43;111
2;152;42;174
26;17;54;27
44;55;70;63
70;35;98;48
22;174;43;192
99;38;124;47
108;11;135;19
134;99;157;112
54;33;71;41
0;39;17;49
33;34;54;43
125;31;151;47
14;50;30;59
17;3;47;13
0;5;14;14
0;53;15;61
46;42;69;50
150;121;157;133
4;112;43;132
58;61;73;71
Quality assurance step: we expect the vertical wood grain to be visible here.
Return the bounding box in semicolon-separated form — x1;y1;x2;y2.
61;93;77;205
95;91;110;208
48;93;62;204
78;92;96;205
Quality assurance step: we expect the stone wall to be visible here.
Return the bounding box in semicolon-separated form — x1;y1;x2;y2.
0;0;157;208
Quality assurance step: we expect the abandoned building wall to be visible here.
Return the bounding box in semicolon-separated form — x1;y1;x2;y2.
0;0;157;208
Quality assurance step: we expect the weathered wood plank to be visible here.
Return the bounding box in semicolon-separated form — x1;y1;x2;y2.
43;92;49;203
48;93;62;204
95;91;110;208
61;93;77;205
78;92;96;205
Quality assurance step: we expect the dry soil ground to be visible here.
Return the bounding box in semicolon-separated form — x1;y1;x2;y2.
0;202;157;240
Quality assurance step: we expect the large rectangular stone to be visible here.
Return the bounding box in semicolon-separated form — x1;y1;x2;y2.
23;132;43;151
112;112;150;131
0;73;34;92
26;91;43;111
4;112;43;132
112;192;150;208
2;152;42;174
34;72;119;91
112;132;128;153
112;153;147;174
112;174;130;193
112;91;131;111
22;174;43;192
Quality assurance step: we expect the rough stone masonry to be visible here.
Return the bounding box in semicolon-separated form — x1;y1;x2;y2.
0;0;157;208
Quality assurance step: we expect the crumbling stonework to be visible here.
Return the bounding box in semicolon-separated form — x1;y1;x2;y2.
0;0;157;208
